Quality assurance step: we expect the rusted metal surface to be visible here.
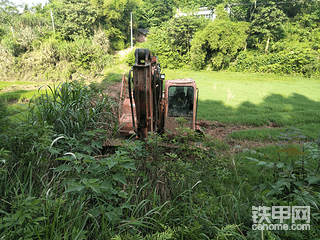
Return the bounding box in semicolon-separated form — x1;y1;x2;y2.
118;49;199;139
132;49;164;139
133;49;152;139
118;75;136;135
118;49;163;139
164;79;198;134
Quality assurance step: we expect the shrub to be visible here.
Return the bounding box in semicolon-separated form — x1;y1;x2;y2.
1;36;25;57
232;47;320;77
39;36;113;71
16;26;37;51
123;48;135;66
92;29;110;54
191;18;250;70
0;26;6;39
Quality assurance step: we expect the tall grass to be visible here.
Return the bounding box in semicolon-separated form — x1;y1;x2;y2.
25;80;117;137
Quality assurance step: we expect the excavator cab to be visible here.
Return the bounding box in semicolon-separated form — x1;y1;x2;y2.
164;79;198;134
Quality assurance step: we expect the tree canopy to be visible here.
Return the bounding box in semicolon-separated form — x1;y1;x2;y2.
191;14;250;70
1;0;320;77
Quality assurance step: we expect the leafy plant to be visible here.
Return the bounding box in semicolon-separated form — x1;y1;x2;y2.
245;128;320;238
25;80;117;137
53;146;137;224
190;17;250;70
0;195;47;239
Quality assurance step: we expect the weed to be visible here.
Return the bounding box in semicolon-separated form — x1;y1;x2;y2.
227;89;235;104
0;99;10;132
25;80;117;137
244;128;320;238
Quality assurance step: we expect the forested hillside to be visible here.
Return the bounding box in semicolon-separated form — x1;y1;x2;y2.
1;0;320;80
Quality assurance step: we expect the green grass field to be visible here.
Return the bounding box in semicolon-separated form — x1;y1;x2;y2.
166;69;320;139
0;81;48;102
2;70;320;139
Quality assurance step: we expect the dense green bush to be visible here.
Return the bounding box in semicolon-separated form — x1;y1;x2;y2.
0;26;6;39
1;36;25;57
141;15;208;69
229;19;320;77
232;49;320;77
123;47;136;66
38;34;112;71
54;0;97;41
191;18;250;70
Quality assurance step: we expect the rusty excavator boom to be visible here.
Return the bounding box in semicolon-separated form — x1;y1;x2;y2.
119;48;199;139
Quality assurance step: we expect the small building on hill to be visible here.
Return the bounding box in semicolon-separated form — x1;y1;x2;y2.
175;7;215;20
175;7;230;21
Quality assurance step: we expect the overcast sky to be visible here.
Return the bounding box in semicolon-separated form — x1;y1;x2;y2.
10;0;49;7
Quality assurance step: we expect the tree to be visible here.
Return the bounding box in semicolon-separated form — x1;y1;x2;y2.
251;4;287;53
91;0;141;50
136;0;174;28
54;0;97;40
190;11;250;70
0;0;19;37
142;15;208;68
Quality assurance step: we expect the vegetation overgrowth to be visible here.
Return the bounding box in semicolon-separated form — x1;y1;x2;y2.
1;74;320;239
1;0;320;239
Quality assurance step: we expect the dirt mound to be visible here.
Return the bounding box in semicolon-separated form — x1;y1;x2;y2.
106;81;122;99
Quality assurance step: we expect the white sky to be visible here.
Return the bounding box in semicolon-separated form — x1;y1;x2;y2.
10;0;49;7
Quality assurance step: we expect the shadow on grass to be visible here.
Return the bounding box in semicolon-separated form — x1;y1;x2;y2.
198;93;320;127
0;90;34;102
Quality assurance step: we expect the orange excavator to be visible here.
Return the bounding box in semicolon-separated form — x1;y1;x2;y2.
119;48;199;139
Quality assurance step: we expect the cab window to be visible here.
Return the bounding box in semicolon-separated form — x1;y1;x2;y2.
168;86;194;117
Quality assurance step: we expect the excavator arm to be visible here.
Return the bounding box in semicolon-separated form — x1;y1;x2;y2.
128;48;164;139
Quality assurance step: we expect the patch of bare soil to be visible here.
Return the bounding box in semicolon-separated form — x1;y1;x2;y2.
196;120;282;154
105;81;122;99
196;120;278;141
